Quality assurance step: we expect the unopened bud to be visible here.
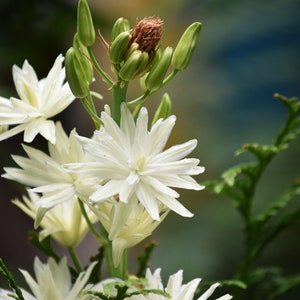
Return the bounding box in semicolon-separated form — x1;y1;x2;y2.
77;0;95;47
145;46;173;92
119;50;149;81
172;22;202;70
111;17;131;41
73;33;93;83
152;93;172;125
65;47;90;98
109;31;131;64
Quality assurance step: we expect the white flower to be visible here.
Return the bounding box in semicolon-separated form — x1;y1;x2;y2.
0;257;96;300
88;196;168;266
12;190;97;248
0;54;75;143
82;269;232;300
139;268;233;300
67;104;205;220
3;122;99;213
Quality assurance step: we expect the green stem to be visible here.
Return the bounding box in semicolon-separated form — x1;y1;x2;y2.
78;199;107;245
162;69;178;86
81;93;102;129
112;80;129;125
105;239;127;280
127;90;150;108
87;47;114;87
68;246;83;273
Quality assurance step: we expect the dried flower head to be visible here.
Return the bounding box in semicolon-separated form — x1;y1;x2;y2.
130;17;163;57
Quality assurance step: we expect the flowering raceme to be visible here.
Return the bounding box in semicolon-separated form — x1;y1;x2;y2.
66;104;205;221
0;54;75;143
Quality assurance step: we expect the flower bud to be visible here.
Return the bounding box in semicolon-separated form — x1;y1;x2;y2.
109;31;131;64
77;0;95;47
72;33;93;83
152;93;172;125
145;46;173;92
65;47;90;98
111;17;130;41
172;22;202;70
119;50;149;81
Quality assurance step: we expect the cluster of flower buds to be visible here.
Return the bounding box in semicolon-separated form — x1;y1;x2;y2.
109;17;164;82
65;0;202;102
109;16;202;93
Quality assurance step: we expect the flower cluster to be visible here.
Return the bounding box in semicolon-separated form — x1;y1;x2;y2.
0;0;232;299
0;257;232;300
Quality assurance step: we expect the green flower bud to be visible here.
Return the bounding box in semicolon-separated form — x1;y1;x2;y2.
65;47;90;98
125;42;139;60
77;0;95;47
172;22;202;70
119;50;149;81
72;33;93;83
145;46;173;92
109;31;131;64
111;17;131;41
152;93;172;125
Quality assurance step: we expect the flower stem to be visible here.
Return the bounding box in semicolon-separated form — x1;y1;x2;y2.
81;93;102;129
112;80;128;125
78;199;107;245
105;239;127;280
87;47;113;87
68;246;83;273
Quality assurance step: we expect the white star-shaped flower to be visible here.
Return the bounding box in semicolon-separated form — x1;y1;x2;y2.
143;268;232;300
88;196;168;266
82;268;232;300
13;190;97;248
67;104;205;220
0;257;96;300
0;54;75;143
3;122;99;215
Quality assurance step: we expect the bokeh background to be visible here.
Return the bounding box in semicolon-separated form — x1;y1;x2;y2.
0;0;300;298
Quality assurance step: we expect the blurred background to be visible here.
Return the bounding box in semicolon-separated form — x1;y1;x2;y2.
0;0;300;298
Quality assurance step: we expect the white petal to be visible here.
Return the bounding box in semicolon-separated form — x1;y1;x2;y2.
136;184;160;220
154;139;198;163
90;180;121;202
156;193;194;218
0;123;28;141
145;115;176;157
197;283;220;300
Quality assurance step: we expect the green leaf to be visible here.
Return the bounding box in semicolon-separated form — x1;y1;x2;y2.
136;242;157;277
253;182;300;227
28;231;60;260
221;162;257;186
269;273;300;299
0;258;25;300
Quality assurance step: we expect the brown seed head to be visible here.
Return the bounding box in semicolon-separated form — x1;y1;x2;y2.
130;17;163;58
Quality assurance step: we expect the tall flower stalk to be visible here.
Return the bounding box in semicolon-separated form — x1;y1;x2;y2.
0;0;234;299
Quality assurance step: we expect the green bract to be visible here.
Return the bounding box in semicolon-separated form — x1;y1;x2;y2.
77;0;95;47
172;22;202;70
